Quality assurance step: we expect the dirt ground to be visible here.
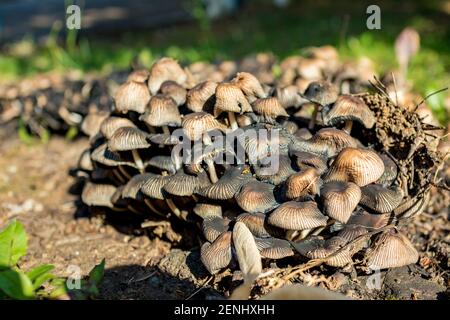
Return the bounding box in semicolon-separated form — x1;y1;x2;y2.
0;129;448;300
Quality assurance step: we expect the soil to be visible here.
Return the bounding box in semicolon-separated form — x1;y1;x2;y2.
0;127;448;300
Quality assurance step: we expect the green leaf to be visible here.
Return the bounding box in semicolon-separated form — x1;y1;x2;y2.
26;264;54;282
0;220;28;268
0;269;35;300
88;259;105;285
48;278;68;299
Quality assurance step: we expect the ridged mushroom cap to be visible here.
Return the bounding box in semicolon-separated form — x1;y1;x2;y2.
376;153;398;185
182;112;227;141
202;217;231;242
163;171;210;197
140;94;181;127
360;184;404;213
214;82;252;116
253;154;296;185
290;128;359;159
268;201;328;230
196;165;252;200
322;95;375;129
303;81;338;106
347;210;390;229
231;72;266;101
274;85;303;108
146;155;178;174
160;80;186;106
186;80;217;112
114;72;151;114
107;126;151;151
252;97;289;121
289;151;328;174
122;173;154;200
366;229;419;269
78;149;93;171
81;182;116;208
148;57;187;95
324;147;385;186
236;212;284;238
140;174;169;200
284;168;322;200
201;231;232;274
235;181;279;213
81;111;110;138
91;143;136;168
193;202;223;219
100;116;136;140
320;181;361;223
255;237;295;259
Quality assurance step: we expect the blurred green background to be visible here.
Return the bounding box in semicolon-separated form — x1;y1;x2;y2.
1;0;449;123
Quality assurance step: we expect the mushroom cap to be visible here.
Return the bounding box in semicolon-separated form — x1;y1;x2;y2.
347;210;390;229
186;80;217;112
200;231;232;274
274;85;304;108
236;212;284;238
107;126;151;151
81;111;110;138
140;174;169;200
78;148;94;171
214;82;252;116
366;229;419;269
360;184;404;213
306;45;339;62
289;151;328;174
320;181;361;223
268;201;328;230
182;112;227;141
140;94;181;127
376;153;398;185
284;168;322;200
91;143;137;168
163;171;210;197
196;165;251;200
81;182;116;208
148;133;180;146
290;128;359;158
302;81;338;106
296;58;326;80
127;69;150;83
114;78;151;114
322;95;375;129
235;181;279;213
252;97;289;120
232;222;262;278
193;202;223;219
337;225;369;242
148;57;187;95
160;80;187;106
255;237;295;259
231;72;266;101
122;173;154;201
202;217;231;242
324;147;385;186
100;116;136;140
253;154;296;185
146;155;178;174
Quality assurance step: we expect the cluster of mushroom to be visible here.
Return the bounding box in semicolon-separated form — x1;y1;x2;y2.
78;56;426;277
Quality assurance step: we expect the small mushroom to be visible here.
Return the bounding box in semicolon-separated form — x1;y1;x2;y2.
186;80;217;112
288;151;327;174
214;83;252;130
274;85;304;109
202;217;231;242
81;182;116;208
181;112;227;141
366;229;419;269
146;155;178;174
283;168;322;200
255;237;295;259
235;181;279;213
322;95;375;133
360;184;404;213
320;181;361;223
201;231;232;274
253;154;296;185
107;126;151;171
302;81;338;129
231;72;266;102
160;80;187;106
148;58;187;95
114;69;151;114
268;201;328;231
251;97;288;124
193;202;223;219
163;170;210;197
324;147;385;186
236;212;284;238
81;110;110;139
140;94;181;134
100;116;136;139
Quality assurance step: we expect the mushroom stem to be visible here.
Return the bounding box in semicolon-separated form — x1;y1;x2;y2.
131;149;145;172
343;120;353;134
145;123;157;134
202;134;219;184
127;205;141;215
166;198;182;219
308;105;319;130
228;112;239;131
112;168;126;184
162;125;171;135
